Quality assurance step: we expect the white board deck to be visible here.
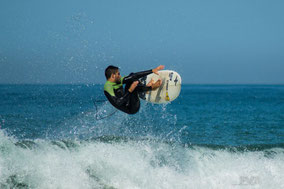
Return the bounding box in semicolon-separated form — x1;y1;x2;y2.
139;70;181;104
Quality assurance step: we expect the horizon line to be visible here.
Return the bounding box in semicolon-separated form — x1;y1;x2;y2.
0;83;284;85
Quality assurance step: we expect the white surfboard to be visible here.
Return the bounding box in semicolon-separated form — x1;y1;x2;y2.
139;70;181;104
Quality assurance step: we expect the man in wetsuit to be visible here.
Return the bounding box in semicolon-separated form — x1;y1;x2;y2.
104;65;164;114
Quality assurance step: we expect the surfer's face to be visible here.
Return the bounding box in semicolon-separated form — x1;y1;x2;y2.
114;70;121;83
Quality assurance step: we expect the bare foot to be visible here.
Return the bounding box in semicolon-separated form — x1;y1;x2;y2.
151;79;162;90
147;79;154;87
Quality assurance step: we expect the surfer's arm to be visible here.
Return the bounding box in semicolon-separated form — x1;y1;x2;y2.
123;65;164;84
123;70;153;84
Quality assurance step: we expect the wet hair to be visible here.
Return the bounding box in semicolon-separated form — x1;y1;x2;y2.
105;65;119;79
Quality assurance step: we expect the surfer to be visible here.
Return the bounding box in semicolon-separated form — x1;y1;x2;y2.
104;65;164;114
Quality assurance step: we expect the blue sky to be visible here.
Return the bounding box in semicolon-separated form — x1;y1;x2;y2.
0;0;283;84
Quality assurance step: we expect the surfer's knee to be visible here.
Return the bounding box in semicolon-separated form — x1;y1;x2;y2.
128;104;140;114
128;108;139;114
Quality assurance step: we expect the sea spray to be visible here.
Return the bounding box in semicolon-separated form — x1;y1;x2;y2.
1;85;284;188
1;130;284;189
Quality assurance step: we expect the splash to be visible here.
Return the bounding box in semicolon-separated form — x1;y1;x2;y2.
1;130;284;189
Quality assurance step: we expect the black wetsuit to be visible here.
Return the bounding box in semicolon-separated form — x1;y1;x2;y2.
104;70;152;114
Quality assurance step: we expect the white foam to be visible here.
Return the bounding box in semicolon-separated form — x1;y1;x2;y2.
0;131;284;189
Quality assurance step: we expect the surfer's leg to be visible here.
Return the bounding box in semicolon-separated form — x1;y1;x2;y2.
124;78;161;114
136;84;152;92
124;76;151;93
125;73;159;92
128;90;140;114
137;79;162;92
124;81;141;114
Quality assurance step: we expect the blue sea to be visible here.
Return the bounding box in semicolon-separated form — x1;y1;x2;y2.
0;84;283;188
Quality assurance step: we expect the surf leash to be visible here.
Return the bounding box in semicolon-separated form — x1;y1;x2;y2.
93;99;117;120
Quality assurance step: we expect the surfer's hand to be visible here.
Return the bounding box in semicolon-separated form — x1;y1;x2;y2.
128;81;139;93
152;65;165;75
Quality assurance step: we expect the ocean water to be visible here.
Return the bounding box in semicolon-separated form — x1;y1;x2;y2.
0;84;283;189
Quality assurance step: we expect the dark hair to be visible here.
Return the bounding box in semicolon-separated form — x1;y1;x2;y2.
105;65;119;79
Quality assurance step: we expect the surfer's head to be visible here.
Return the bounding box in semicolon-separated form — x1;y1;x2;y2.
105;65;121;83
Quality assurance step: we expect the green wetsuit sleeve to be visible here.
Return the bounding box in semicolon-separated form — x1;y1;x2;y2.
104;79;131;108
